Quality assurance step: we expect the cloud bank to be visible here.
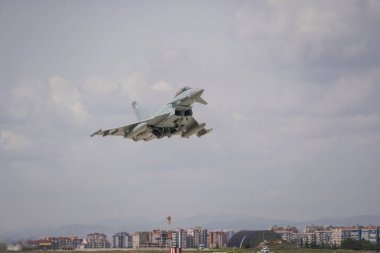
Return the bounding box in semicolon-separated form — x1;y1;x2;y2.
0;0;379;236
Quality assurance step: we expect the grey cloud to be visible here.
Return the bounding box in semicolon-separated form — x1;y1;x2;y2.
1;0;380;237
235;0;380;75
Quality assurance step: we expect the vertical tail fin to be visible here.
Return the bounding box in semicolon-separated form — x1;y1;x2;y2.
132;101;151;121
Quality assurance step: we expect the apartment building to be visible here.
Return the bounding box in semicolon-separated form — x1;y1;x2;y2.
185;227;208;249
304;225;325;233
27;237;83;250
113;232;132;248
208;231;227;249
187;229;194;248
149;229;169;247
361;226;379;244
315;230;332;246
271;226;299;243
132;232;150;248
200;228;208;248
172;228;188;248
332;226;361;246
302;232;316;246
86;233;110;249
50;237;82;250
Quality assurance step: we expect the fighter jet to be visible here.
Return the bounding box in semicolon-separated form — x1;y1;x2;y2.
90;86;212;141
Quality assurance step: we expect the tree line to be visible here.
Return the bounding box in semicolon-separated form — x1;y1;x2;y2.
302;238;380;251
340;238;380;251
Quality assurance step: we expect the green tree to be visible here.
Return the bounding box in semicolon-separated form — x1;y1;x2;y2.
359;239;376;250
243;242;250;249
0;241;7;251
341;238;376;250
341;238;356;249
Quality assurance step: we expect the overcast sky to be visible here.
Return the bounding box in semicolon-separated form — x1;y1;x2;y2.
1;0;380;233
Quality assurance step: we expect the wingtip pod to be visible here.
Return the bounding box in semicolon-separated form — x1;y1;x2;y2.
90;129;102;137
197;128;212;137
182;123;206;138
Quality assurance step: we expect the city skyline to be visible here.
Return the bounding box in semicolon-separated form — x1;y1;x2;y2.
8;223;380;250
3;213;380;241
1;0;380;239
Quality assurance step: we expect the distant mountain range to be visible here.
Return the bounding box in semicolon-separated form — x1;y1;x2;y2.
1;214;380;242
176;214;380;230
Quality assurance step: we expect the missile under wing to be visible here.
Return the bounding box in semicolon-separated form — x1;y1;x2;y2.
91;86;212;142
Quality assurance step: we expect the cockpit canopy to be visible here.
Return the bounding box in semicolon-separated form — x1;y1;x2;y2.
174;86;191;97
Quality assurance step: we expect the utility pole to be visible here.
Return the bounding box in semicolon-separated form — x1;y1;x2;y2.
167;215;172;248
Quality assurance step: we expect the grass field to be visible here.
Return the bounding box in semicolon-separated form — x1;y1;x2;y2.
5;249;378;253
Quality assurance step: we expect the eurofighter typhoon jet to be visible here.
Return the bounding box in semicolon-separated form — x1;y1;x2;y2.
91;86;212;141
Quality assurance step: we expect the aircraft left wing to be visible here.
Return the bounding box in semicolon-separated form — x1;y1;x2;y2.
90;113;170;140
90;122;138;137
181;117;212;138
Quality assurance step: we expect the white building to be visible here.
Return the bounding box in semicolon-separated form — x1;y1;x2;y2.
186;230;194;248
86;233;110;249
132;232;149;248
332;226;361;246
302;232;316;246
361;226;378;244
172;229;187;248
315;230;332;246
